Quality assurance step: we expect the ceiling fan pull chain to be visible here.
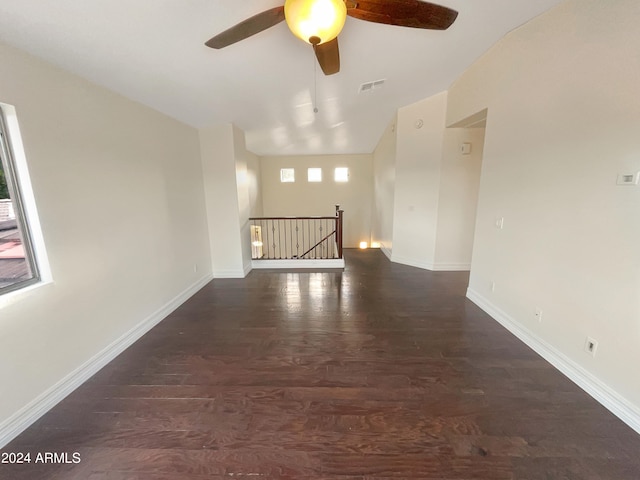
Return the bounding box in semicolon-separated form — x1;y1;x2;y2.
313;48;319;114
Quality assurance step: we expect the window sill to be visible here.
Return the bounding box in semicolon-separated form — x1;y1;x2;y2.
0;278;53;310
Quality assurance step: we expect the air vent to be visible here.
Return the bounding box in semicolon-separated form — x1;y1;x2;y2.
359;79;385;94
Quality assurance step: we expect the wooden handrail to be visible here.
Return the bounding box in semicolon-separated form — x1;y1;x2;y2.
250;216;336;221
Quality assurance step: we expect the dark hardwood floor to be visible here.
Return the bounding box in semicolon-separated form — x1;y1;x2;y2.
2;249;640;479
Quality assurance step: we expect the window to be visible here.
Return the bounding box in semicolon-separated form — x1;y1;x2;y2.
280;168;295;183
0;106;40;294
334;167;349;182
307;168;322;182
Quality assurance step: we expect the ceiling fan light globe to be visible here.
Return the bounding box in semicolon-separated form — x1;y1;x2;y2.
284;0;347;45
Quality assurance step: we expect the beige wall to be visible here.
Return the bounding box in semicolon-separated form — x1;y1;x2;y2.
260;154;373;248
372;94;482;271
391;92;446;269
233;125;256;274
371;118;397;257
246;151;263;218
448;0;640;419
200;124;256;277
199;124;244;277
434;127;484;269
0;43;211;431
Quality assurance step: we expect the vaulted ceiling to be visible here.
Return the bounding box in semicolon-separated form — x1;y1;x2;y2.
0;0;563;155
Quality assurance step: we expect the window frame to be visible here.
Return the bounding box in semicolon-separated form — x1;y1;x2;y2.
280;168;295;183
0;106;41;295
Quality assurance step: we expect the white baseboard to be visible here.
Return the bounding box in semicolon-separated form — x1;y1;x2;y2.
389;256;470;272
379;243;392;261
252;259;345;269
0;274;213;449
390;254;434;271
213;268;247;278
431;263;471;271
243;262;252;277
466;288;640;435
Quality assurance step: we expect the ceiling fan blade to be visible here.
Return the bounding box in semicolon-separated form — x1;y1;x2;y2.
347;0;458;30
314;38;340;75
205;6;285;49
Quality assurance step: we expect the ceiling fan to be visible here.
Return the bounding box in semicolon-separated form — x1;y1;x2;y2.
205;0;458;75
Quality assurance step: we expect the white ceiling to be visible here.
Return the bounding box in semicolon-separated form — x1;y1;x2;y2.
0;0;563;156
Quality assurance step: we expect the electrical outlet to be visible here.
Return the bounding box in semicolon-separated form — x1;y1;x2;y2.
584;336;598;357
535;308;543;323
495;217;504;229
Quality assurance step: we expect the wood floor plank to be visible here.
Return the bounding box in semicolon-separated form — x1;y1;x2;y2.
2;249;640;479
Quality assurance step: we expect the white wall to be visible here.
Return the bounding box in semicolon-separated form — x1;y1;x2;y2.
0;42;211;436
391;92;447;269
448;0;640;426
371;95;482;271
233;126;259;274
260;154;373;248
371;118;397;257
246;150;263;218
199;124;244;277
434;128;485;269
199;124;254;277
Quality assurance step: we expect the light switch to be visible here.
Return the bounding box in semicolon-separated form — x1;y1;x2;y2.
461;143;472;155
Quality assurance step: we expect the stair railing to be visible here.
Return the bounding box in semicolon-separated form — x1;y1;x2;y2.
250;205;343;260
